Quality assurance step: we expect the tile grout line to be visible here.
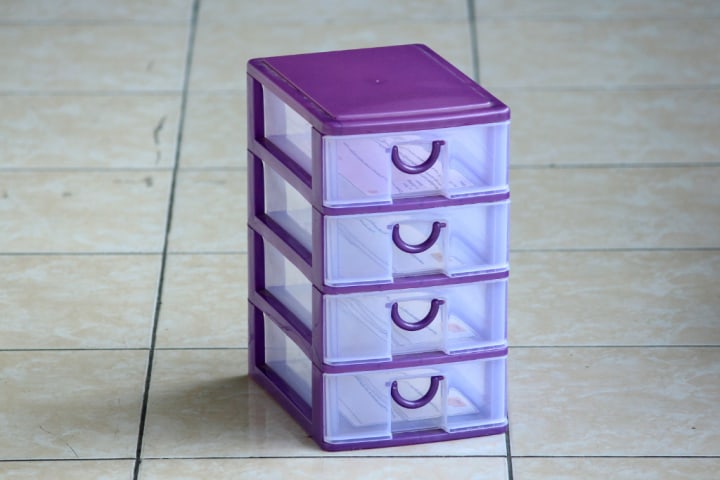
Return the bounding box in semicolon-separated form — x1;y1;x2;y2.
131;1;200;479
506;426;514;480
466;0;480;83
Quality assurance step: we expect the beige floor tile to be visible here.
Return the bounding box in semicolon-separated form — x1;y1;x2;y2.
509;347;720;456
199;0;468;24
0;255;160;349
141;457;508;480
509;251;720;346
513;457;720;480
0;460;134;480
0;171;171;253
0;0;191;23
190;21;473;91
0;25;187;92
181;93;246;168
500;89;720;167
477;19;720;88
510;167;720;250
0;350;147;460
1;95;180;169
157;254;246;348
142;349;506;458
167;170;246;253
474;0;720;18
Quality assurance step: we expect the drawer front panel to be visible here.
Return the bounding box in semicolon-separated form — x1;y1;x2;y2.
324;201;509;286
324;279;507;365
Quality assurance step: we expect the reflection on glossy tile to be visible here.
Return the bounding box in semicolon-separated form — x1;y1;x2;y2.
181;93;246;168
0;460;134;480
0;255;160;349
0;26;187;92
513;457;720;480
167;170;246;253
509;347;720;456
199;0;467;24
142;350;506;458
478;19;720;87
501;89;720;167
474;0;720;18
509;251;720;346
0;351;146;460
0;0;191;22
510;167;720;249
0;171;171;253
1;95;180;168
157;254;246;348
142;457;508;480
191;22;472;90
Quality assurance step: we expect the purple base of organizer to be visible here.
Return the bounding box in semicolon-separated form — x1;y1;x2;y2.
249;302;508;452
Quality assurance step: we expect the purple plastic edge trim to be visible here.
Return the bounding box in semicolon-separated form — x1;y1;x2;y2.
246;45;511;136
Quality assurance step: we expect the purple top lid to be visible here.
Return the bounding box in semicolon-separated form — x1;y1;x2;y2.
248;44;509;135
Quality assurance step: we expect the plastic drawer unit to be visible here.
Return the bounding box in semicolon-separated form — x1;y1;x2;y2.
249;301;508;451
247;44;511;450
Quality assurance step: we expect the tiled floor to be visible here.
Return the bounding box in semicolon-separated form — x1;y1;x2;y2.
1;1;718;479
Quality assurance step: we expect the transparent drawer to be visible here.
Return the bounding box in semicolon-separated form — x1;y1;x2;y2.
260;314;507;446
325;201;509;286
261;161;509;287
263;87;509;207
325;279;507;364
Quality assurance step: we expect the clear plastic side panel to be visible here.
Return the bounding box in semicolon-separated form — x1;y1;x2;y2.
263;87;313;173
324;294;392;364
263;161;312;251
323;136;393;206
442;357;507;432
322;122;510;206
444;201;510;276
263;315;312;405
445;122;509;198
324;215;393;286
263;240;313;329
324;371;392;443
442;280;507;353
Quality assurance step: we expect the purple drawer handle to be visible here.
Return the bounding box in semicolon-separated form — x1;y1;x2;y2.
391;376;444;409
391;140;445;174
391;299;445;331
392;221;446;254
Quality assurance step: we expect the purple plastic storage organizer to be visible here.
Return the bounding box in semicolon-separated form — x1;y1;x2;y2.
247;44;510;451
